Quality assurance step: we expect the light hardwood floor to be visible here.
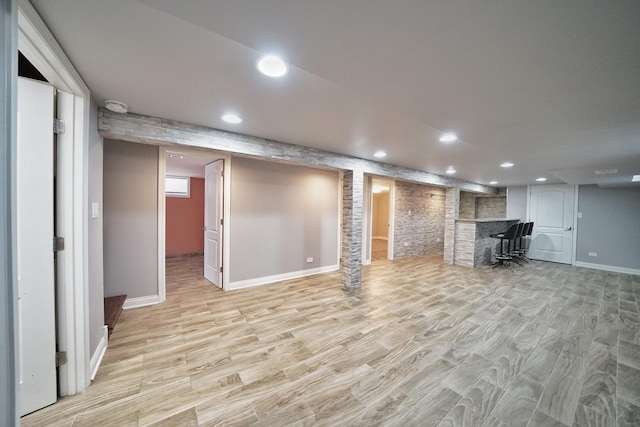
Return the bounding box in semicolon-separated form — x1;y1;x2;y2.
22;253;640;426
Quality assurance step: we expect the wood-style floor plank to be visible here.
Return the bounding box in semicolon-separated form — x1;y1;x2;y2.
20;253;640;426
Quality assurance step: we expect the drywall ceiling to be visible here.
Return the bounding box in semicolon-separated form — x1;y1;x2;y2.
31;0;640;187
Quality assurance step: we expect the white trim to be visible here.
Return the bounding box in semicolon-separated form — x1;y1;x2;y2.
221;155;231;290
89;326;108;381
18;0;90;395
337;171;343;265
157;151;231;293
362;174;372;265
229;264;339;290
574;261;640;276
157;149;166;303
387;181;396;260
123;295;161;310
18;1;89;95
571;185;579;265
372;236;388;241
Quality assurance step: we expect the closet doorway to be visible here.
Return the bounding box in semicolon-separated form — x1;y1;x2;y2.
370;179;394;261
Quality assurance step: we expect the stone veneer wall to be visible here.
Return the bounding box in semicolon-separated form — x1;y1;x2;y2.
476;197;506;218
459;191;476;219
460;188;506;219
341;170;363;293
443;188;460;264
393;182;445;259
453;222;476;267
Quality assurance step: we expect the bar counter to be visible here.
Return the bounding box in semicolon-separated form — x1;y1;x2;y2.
453;218;519;267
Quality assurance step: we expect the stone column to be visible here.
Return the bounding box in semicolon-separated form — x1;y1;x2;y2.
341;169;364;293
443;187;460;264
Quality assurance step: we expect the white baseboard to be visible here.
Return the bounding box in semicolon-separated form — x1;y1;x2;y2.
372;236;388;241
574;261;640;276
229;264;339;290
123;295;161;309
89;325;108;381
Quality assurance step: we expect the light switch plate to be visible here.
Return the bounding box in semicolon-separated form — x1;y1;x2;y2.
91;202;100;219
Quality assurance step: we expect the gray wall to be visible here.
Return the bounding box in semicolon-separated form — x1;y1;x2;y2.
576;185;640;270
103;139;159;299
87;100;104;354
229;157;339;283
507;186;528;220
393;182;445;258
1;0;18;423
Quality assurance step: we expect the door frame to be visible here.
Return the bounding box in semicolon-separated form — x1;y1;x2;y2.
362;176;395;263
158;148;231;293
18;0;90;395
526;184;577;265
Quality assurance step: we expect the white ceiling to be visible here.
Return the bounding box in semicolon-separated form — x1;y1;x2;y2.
32;0;640;187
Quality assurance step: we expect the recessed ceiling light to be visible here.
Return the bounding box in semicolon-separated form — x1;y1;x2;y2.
632;175;640;182
256;55;288;77
221;113;242;124
536;177;547;182
439;132;458;143
489;181;498;185
500;162;514;168
374;150;387;158
446;167;456;174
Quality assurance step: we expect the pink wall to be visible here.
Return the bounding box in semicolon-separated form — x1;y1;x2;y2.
166;177;204;257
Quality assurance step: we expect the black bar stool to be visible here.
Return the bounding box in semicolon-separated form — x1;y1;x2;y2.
509;222;526;265
491;223;519;271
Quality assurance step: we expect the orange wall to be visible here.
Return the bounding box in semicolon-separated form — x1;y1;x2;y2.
166;177;204;257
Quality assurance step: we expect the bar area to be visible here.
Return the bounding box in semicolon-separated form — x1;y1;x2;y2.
453;218;519;267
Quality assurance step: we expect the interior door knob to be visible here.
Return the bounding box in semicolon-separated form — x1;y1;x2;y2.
564;226;573;231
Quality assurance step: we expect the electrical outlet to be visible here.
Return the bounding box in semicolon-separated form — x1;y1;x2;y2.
306;257;314;263
588;252;597;257
577;212;582;219
403;242;409;247
437;238;441;242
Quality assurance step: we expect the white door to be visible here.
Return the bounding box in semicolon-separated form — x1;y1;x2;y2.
204;160;224;288
528;184;575;264
17;77;57;415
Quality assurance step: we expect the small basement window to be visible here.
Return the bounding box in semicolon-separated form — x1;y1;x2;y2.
166;176;190;198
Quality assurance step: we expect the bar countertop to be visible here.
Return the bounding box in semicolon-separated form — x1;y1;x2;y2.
455;218;520;223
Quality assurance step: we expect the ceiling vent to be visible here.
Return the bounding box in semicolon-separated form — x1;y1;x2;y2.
594;168;618;175
104;99;128;113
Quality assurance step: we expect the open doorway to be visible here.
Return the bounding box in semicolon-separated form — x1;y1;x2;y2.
371;179;394;261
163;148;230;291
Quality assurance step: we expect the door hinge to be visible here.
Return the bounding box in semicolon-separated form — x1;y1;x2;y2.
220;218;224;225
220;266;223;273
54;118;65;134
56;351;67;367
53;236;65;252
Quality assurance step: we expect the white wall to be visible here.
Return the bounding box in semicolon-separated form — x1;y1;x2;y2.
507;186;527;220
229;157;339;286
103;139;159;300
87;100;104;355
